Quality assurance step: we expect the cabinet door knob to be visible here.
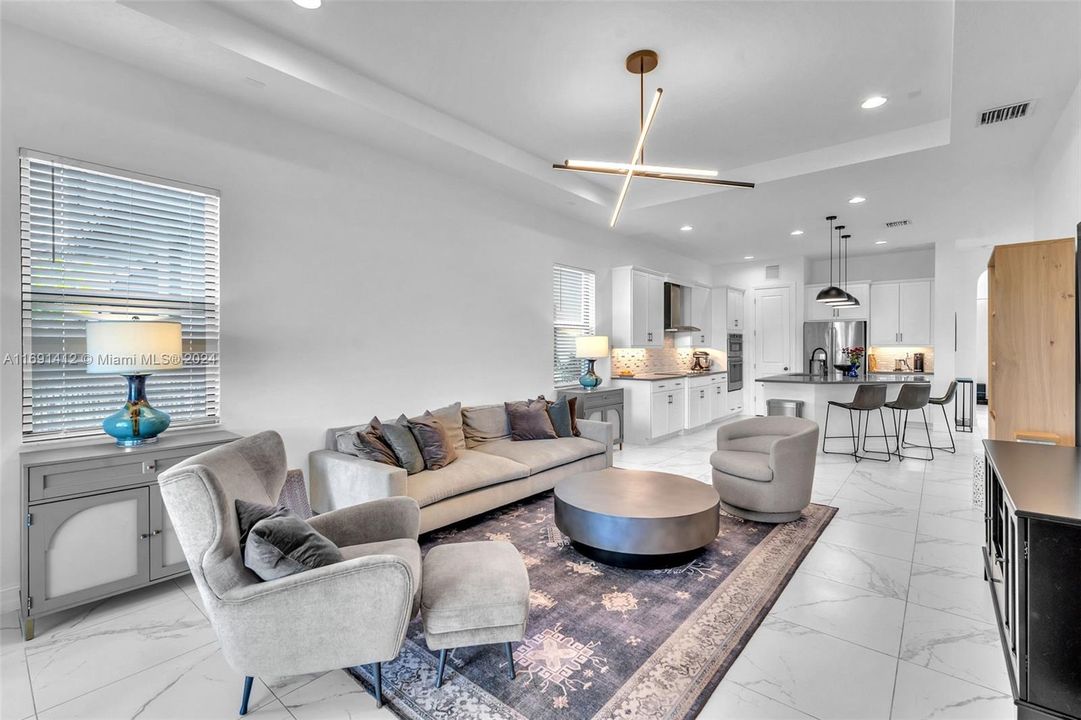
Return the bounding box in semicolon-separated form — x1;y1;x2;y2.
142;462;156;473
139;530;161;540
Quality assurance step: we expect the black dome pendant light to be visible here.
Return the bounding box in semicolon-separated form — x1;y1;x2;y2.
816;215;848;304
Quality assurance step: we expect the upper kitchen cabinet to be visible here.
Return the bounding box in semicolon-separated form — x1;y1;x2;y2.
727;288;745;331
612;266;665;347
804;283;870;321
711;286;745;342
869;280;933;345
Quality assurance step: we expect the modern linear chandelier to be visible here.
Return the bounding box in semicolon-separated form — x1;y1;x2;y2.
553;50;754;228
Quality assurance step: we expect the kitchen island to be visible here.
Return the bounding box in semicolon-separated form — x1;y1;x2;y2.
756;373;934;428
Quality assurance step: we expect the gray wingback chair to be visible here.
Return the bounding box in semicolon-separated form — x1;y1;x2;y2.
157;431;420;713
710;417;819;523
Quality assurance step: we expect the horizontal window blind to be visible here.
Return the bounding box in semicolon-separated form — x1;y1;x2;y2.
19;150;220;439
553;264;596;386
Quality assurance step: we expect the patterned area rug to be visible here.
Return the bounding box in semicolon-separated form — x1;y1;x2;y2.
348;492;835;720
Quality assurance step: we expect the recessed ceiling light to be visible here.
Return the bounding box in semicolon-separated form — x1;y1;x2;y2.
790;229;804;236
849;196;866;204
680;225;694;232
292;0;321;8
875;240;888;245
743;255;755;260
861;96;887;110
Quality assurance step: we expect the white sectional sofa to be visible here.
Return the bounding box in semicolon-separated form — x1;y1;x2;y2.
310;404;613;534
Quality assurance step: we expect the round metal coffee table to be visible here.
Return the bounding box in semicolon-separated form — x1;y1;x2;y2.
554;468;721;568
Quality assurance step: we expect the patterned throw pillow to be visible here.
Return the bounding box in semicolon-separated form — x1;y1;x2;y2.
408;412;459;470
505;398;558;441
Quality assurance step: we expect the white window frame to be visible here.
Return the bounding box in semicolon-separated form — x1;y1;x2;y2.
553;263;596;387
18;149;221;441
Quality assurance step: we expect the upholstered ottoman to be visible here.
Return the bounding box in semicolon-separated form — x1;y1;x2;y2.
421;541;529;688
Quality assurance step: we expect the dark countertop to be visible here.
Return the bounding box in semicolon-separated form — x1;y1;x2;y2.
984;440;1081;523
872;370;935;375
756;373;932;384
612;370;727;381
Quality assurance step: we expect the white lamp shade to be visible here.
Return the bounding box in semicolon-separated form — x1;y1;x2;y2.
86;320;183;374
575;335;610;360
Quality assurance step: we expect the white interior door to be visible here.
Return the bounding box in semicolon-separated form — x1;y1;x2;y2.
754;286;794;414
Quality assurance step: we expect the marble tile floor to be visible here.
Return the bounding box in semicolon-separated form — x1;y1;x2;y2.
0;414;1009;720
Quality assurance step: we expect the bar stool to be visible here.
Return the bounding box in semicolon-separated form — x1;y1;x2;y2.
885;383;933;461
822;384;892;462
903;380;957;454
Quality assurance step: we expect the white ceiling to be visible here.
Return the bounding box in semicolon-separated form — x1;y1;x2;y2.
4;0;1078;264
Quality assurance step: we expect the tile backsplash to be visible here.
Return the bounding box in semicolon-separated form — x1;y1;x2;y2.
611;336;727;376
867;346;934;373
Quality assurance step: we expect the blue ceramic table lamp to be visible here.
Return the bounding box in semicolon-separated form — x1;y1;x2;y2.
86;318;183;447
575;335;609;389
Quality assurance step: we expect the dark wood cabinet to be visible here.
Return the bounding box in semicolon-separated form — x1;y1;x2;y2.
983;441;1081;720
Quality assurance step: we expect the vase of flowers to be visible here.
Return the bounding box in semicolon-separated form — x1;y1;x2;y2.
843;346;865;377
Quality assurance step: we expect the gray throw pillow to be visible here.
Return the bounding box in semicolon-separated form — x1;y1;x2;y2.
427;402;466;450
505;398;558;441
235;498;288;554
381;415;426;474
351;416;400;466
545;396;574;438
408;411;458;470
244;512;343;582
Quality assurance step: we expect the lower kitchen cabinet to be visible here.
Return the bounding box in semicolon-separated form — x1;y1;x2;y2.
650;383;686;438
613;374;736;443
19;429;238;640
710;377;729;420
728;389;744;415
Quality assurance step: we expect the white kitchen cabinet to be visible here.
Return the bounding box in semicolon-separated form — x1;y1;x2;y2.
612;378;687;443
727;288;745;331
686;376;713;429
612;266;665;347
689;285;712;347
869;280;932;345
710;376;729;421
805;283;870;321
651;383;685;438
728;389;744;415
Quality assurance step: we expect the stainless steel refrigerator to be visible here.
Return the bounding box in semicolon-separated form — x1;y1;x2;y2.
803;321;868;376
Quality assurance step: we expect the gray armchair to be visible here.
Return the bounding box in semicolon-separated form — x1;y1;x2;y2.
710;417;819;523
157;431;420;713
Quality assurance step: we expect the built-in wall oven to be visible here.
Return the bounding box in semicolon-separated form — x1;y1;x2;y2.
727;333;744;392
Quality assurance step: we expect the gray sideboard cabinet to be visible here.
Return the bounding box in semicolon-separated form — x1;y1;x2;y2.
18;429;238;640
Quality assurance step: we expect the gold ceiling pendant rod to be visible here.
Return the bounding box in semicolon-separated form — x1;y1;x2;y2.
553;49;754;229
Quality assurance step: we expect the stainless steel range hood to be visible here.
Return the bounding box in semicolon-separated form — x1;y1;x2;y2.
664;281;701;333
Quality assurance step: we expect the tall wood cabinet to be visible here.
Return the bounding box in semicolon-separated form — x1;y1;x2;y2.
987;238;1075;444
19;429;238;639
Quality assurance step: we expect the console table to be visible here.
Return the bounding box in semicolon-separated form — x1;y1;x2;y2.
18;429;238;640
557;387;624;449
983;440;1081;720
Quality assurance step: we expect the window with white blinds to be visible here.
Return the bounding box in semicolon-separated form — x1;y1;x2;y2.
553;264;596;386
19;150;221;440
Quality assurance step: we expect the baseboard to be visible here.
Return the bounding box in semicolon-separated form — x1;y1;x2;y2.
1;584;19;614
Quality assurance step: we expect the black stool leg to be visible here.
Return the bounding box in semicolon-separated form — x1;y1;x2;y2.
941;404;956;453
821;404;830;453
855;408;892;462
435;649;448;688
505;642;516;680
922;408;935;461
239;676;253;716
880;408;893;461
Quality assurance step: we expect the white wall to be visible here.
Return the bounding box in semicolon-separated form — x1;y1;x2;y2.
807;247;935;285
0;26;712;608
931;242;992;391
1034;77;1081;239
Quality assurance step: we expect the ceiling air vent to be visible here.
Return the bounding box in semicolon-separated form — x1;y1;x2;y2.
979;101;1032;126
885;219;911;229
764;264;780;280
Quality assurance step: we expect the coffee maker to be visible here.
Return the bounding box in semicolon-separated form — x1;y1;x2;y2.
691;351;712;372
913;353;925;372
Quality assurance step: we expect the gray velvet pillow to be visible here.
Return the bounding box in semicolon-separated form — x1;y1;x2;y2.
243;512;343;582
351;416;400;466
408;411;458;470
381;415;426;474
545;396;574;438
236;499;288;554
505;398;558;441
